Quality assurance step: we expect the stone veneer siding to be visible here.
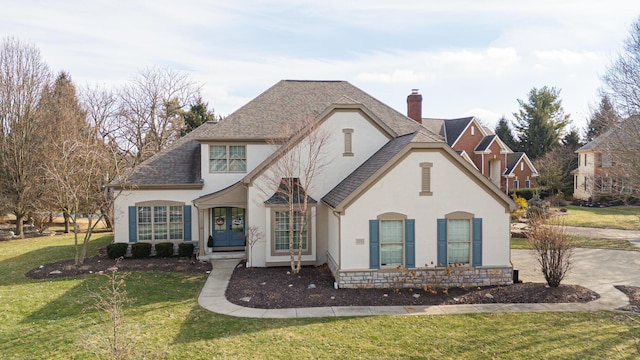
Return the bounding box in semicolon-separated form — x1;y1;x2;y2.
327;256;512;288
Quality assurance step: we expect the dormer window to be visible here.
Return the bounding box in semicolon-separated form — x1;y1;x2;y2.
210;145;246;173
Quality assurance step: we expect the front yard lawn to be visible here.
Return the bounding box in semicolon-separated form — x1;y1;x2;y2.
561;205;640;230
1;234;639;359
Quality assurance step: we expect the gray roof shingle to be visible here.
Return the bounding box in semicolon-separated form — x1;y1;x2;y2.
475;135;496;152
196;80;434;141
423;117;474;146
505;152;525;175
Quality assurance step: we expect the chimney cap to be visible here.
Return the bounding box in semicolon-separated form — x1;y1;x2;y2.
411;89;420;94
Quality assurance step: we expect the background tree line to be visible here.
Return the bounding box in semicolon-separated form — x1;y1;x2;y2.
0;37;216;263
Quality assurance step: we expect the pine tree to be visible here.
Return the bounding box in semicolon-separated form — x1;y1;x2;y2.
181;97;215;136
494;115;518;150
585;95;620;142
513;86;570;160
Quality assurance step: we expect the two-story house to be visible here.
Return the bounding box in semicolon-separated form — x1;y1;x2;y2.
406;91;538;194
112;80;516;288
573;119;637;201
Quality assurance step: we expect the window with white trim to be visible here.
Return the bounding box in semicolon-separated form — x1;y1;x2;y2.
209;145;246;172
137;205;183;241
448;219;471;264
420;162;433;196
273;210;308;252
525;178;531;188
513;178;519;189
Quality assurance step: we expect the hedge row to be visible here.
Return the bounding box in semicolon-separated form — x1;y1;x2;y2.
106;242;195;259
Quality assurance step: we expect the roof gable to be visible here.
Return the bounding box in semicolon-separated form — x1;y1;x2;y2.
196;80;426;142
505;152;539;176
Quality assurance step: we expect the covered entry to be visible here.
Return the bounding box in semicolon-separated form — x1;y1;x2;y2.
193;182;248;258
211;207;245;250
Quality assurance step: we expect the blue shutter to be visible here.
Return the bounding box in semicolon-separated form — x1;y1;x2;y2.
472;218;483;266
405;219;415;268
369;220;380;269
183;205;192;241
128;206;137;243
437;218;447;267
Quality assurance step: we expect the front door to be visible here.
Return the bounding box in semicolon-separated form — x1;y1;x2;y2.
212;207;245;247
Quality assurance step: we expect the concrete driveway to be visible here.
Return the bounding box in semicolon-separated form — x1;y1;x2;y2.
512;248;640;308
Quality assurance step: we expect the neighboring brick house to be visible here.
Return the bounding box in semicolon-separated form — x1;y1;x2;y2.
572;119;638;200
407;90;538;194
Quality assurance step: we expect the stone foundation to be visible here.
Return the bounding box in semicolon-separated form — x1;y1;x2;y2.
331;265;513;289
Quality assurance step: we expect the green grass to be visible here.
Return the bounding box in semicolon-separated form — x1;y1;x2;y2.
561;205;640;230
2;235;640;359
512;236;639;251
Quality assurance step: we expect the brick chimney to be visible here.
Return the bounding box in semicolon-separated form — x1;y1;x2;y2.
407;89;422;123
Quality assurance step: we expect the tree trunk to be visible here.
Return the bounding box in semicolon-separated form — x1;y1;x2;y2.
63;211;70;233
102;211;113;230
15;213;25;238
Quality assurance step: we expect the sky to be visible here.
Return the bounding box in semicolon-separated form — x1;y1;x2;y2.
1;0;639;132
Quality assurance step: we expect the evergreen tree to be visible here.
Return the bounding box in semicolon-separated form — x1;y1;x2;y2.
562;128;582;149
494;115;518;150
585;95;620;142
181;97;215;136
513;86;570;160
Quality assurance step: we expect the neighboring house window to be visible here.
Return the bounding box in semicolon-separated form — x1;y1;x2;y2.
369;213;415;269
513;178;519;189
584;176;588;191
602;153;612;167
520;162;524;171
420;162;433;196
209;145;246;172
575;176;578;190
584;154;587;166
437;212;482;267
525;178;531;188
600;177;612;193
578;155;580;166
129;202;191;242
343;128;354;157
470;126;475;136
273;210;309;253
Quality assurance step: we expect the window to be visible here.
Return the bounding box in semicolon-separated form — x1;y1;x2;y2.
470;126;475;136
513;178;519;189
525;178;531;188
584;154;587;166
602;153;612;167
600;176;612;193
369;213;415;269
420;162;433;196
343;129;354;156
209;145;246;172
137;205;184;241
584;176;588;191
380;220;403;266
273;210;308;252
575;176;578;190
520;162;524;171
447;219;471;264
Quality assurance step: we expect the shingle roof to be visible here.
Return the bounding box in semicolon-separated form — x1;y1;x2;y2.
578;117;640;152
322;132;417;208
123;123;211;186
505;152;525;175
196;80;432;141
423;117;474;146
475;135;496;152
264;178;317;205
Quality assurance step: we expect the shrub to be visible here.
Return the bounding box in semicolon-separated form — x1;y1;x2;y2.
510;187;551;201
106;243;128;259
178;243;195;257
526;217;574;287
510;193;528;219
131;243;152;259
546;193;567;207
526;194;549;219
155;242;174;257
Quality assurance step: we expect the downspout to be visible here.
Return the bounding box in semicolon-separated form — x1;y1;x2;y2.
331;210;342;274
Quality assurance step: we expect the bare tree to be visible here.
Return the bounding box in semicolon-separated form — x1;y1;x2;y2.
116;67;200;165
0;37;51;237
245;225;264;269
262;118;332;273
526;216;574;287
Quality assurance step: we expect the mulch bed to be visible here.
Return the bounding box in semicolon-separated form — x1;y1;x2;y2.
615;285;640;313
25;248;211;279
225;261;601;309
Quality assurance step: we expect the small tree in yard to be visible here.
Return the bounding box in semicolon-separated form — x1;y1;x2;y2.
246;225;264;269
526;216;575;287
262;118;332;273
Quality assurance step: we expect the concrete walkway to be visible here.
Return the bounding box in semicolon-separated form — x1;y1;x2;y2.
198;248;640;318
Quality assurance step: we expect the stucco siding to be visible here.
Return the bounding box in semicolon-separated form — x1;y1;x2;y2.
339;149;510;271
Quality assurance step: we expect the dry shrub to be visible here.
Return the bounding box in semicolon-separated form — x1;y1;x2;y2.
526;216;575;287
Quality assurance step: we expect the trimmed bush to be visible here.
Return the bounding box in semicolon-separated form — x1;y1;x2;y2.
178;243;195;257
510;187;551;201
526;194;549;219
106;243;128;259
131;242;152;259
155;242;174;257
